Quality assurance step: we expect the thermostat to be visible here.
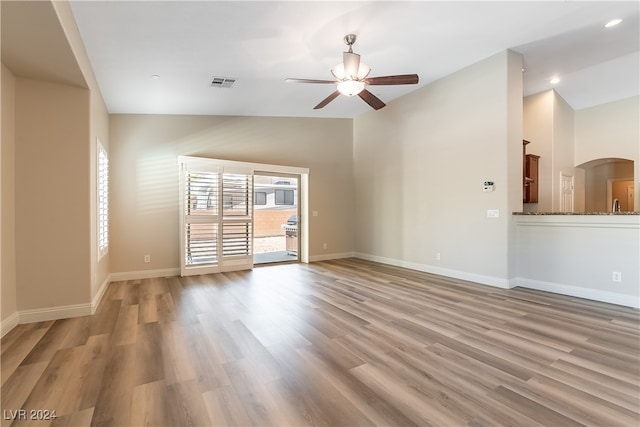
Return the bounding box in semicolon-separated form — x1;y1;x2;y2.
483;181;495;192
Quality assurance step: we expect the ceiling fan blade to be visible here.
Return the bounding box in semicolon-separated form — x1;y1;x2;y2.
285;78;337;84
313;90;341;109
358;89;386;110
365;74;419;85
343;52;361;79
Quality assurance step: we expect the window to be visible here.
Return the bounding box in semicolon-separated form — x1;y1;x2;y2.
254;191;267;205
275;189;294;205
98;141;109;258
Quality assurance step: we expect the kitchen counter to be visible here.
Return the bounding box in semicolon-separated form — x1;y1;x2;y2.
513;211;639;215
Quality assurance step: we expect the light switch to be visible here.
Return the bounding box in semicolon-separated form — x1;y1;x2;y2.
487;209;499;218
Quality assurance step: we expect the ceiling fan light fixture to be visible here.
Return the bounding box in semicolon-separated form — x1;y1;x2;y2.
356;62;371;79
331;62;371;80
337;79;365;96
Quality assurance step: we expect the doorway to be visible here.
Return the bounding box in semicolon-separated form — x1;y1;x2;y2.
560;172;574;212
253;173;300;264
610;179;635;212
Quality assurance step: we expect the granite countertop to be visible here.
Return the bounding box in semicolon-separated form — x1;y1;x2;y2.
513;211;640;215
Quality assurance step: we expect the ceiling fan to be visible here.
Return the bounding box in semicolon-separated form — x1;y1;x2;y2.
286;34;419;111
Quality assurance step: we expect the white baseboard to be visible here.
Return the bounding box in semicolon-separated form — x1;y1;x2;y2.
1;311;20;338
1;269;179;334
309;252;355;262
0;275;112;337
354;252;513;289
514;277;640;308
19;303;93;324
91;274;112;314
110;268;180;282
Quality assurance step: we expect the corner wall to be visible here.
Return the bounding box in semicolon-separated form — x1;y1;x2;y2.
353;50;523;287
15;78;92;313
1;64;18;334
52;0;111;307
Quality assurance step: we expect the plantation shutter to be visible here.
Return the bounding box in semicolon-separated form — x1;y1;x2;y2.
179;158;253;276
98;142;109;258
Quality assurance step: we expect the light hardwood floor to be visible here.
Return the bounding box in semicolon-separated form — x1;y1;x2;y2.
2;258;639;426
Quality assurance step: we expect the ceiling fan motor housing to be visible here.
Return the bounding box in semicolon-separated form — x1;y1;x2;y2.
344;34;358;50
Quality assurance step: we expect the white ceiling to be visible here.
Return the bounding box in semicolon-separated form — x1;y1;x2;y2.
57;1;637;118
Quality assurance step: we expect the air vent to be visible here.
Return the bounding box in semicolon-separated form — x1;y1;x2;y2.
210;76;237;88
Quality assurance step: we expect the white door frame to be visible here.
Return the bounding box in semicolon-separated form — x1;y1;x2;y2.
253;171;301;263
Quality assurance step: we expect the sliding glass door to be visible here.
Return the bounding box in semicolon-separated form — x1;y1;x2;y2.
253;173;300;264
179;156;309;276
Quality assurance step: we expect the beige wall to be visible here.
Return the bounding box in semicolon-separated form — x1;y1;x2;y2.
15;78;92;310
353;50;523;286
109;114;353;273
575;96;640;210
1;0;111;327
1;63;18;324
52;0;111;301
553;92;580;211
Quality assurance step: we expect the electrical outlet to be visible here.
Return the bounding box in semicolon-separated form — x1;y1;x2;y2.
612;271;622;282
487;209;500;218
436;252;441;261
144;255;151;263
323;243;327;249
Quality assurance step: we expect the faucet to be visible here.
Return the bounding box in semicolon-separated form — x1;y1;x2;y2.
612;198;621;213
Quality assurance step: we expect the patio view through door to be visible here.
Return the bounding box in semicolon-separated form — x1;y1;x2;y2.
179;156;308;276
253;173;299;264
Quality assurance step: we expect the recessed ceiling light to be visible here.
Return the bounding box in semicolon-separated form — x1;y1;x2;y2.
550;77;560;85
151;74;161;79
604;19;622;28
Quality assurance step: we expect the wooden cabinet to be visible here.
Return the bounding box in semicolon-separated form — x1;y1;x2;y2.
523;140;540;203
524;154;540;203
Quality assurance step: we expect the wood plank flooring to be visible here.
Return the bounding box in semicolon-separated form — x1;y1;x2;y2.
2;258;639;426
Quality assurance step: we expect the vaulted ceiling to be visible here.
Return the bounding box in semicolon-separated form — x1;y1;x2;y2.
3;1;639;118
